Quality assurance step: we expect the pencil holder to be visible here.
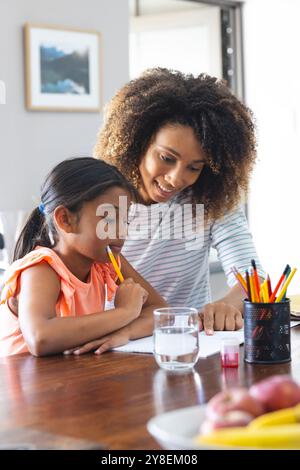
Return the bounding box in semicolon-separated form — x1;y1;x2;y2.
243;299;291;364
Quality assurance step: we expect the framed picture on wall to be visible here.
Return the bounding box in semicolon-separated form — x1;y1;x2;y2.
24;24;102;112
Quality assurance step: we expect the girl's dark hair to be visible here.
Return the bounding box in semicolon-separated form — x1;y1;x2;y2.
94;67;257;221
13;157;135;261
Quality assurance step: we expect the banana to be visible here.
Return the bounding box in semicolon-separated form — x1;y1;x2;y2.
196;424;300;449
249;404;300;429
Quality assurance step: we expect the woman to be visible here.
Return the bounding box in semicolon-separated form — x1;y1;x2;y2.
94;68;263;334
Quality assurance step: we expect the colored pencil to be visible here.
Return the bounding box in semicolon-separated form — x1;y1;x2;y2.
269;264;290;302
282;266;291;301
245;270;252;302
267;275;272;298
275;267;297;303
249;268;259;302
231;267;248;296
251;259;261;303
263;280;269;302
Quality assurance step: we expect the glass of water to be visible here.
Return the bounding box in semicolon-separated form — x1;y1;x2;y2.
153;307;199;371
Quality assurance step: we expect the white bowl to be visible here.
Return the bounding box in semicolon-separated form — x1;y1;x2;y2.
147;404;244;450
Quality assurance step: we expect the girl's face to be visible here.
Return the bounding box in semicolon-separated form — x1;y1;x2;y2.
66;186;131;263
138;124;206;204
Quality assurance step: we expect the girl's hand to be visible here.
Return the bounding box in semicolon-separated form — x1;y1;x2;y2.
115;278;148;319
63;329;130;356
199;301;243;335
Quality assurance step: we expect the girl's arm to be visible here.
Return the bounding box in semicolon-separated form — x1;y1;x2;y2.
117;254;168;339
63;255;168;355
18;262;143;356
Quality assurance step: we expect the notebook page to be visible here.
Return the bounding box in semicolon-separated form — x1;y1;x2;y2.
113;330;244;358
112;322;300;357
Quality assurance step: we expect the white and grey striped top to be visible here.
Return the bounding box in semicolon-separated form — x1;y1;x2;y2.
121;191;264;310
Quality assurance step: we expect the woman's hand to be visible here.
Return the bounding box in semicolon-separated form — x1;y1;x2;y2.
199;301;243;335
63;328;130;356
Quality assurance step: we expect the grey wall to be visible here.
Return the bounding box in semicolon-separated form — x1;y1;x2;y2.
0;0;129;210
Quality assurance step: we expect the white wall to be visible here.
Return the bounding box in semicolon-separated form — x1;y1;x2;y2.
129;0;207;16
130;7;222;80
244;0;300;293
0;0;129;211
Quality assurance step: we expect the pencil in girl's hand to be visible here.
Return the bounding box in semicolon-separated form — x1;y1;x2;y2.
106;246;124;283
269;264;290;302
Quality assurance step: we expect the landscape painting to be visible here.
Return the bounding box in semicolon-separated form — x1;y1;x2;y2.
40;42;90;95
25;24;101;111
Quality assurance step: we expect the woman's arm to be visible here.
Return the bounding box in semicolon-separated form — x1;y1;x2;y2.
218;283;245;313
200;277;263;334
204;207;264;333
200;283;244;334
18;262;142;356
217;276;264;314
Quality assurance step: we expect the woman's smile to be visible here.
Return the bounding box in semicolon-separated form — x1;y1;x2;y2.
154;179;177;199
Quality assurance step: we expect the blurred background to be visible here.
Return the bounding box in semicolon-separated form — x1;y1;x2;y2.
1;0;300;298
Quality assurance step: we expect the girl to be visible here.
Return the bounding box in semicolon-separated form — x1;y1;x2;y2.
0;157;167;357
94;68;264;335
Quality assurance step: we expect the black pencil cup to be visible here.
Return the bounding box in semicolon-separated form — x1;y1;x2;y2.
244;299;291;364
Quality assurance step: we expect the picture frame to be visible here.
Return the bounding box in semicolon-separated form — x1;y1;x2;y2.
24;24;102;112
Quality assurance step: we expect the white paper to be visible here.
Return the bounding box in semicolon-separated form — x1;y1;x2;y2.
155;332;198;356
113;330;244;358
113;321;300;358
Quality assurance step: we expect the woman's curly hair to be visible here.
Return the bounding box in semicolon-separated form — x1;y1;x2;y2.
94;68;257;221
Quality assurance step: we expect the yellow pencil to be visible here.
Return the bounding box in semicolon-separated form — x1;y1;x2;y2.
249;270;258;302
275;267;297;303
260;282;266;302
106;246;124;283
263;280;269;302
231;268;248;296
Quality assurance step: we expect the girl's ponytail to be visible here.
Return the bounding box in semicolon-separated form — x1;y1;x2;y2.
13;207;52;261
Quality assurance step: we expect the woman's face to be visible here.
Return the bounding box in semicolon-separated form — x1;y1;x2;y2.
138;124;206;204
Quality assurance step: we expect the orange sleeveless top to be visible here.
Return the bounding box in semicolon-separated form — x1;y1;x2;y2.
0;246;119;356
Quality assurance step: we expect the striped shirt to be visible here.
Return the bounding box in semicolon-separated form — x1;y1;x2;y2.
121;191;263;310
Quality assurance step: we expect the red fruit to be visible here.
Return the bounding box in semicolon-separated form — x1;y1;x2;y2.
200;411;254;435
249;375;300;411
205;387;265;422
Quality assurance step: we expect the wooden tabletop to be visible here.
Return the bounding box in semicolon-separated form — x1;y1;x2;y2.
1;326;300;450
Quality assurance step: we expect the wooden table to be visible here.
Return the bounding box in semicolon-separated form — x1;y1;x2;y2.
1;326;300;450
